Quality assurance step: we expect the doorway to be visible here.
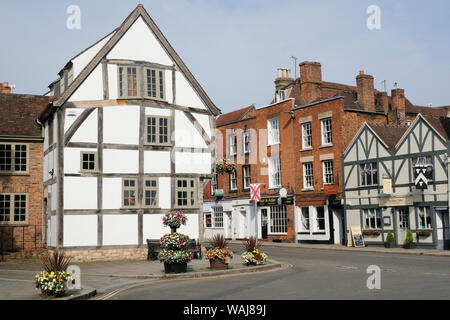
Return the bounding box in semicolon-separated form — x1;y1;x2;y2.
397;207;410;245
437;210;450;250
261;208;268;239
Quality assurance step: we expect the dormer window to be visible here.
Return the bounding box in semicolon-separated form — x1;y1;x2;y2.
118;65;165;101
276;90;286;102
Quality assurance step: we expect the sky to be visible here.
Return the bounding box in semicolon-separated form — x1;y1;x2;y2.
0;0;449;113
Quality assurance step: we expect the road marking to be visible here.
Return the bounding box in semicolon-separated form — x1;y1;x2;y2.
336;266;358;270
0;277;34;283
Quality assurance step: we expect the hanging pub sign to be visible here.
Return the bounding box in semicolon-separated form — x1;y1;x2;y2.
414;165;433;190
257;196;294;206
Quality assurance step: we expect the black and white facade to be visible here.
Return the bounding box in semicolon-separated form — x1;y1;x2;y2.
343;114;450;249
39;5;220;251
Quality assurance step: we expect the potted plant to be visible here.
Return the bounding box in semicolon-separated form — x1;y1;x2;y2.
159;211;192;273
35;250;73;297
205;234;233;270
362;229;373;236
372;230;381;236
384;231;395;248
215;158;237;175
403;230;416;249
241;236;268;266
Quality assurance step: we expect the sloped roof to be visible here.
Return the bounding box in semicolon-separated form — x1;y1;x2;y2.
367;123;409;148
43;4;220;119
0;93;52;137
421;114;450;141
216;105;255;127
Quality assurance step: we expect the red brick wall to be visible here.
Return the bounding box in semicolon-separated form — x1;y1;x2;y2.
0;141;44;251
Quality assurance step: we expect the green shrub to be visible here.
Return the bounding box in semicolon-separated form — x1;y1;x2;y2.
386;231;395;243
404;230;414;244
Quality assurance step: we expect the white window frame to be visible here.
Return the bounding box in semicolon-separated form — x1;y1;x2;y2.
229;133;237;156
269;157;281;189
229;171;237;191
322;160;334;185
269;205;287;235
320;118;332;146
143;179;159;208
267;117;280;146
315;206;326;232
210;174;218;196
0;143;28;174
363;208;382;230
145;116;171;146
359;162;378;186
300;207;310;232
213;207;224;228
242;131;251;154
302;122;312;149
303;162;314;189
144;67;165;101
242;165;251;190
418;207;432;229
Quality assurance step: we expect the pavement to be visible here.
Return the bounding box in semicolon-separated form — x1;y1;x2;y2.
0;255;282;300
228;240;450;257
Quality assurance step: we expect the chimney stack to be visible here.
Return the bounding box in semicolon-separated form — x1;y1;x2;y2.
391;88;406;123
299;61;322;104
0;82;12;94
376;91;389;113
356;71;375;112
274;68;294;91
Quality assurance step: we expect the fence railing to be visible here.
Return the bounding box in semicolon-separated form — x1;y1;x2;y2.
0;225;43;260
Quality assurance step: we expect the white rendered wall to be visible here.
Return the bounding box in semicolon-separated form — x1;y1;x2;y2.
63;215;97;247
103;215;138;245
69;64;104;102
103;178;122;209
175;71;207;110
64;109;83;134
49;215;57;247
158;177;171;209
64;177;97;210
103;149;139;174
64;148;97;174
174;110;207;148
103;106;140;145
144;151;170;173
145;107;170;117
107;64;118;100
70;109;98;143
175;152;211;174
106;17;173;66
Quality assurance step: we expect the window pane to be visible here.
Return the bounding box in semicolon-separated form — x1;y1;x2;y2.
127;67;137;97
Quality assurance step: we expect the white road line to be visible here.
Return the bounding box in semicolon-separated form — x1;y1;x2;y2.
0;278;34;283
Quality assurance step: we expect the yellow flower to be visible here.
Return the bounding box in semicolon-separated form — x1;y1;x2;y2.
49;272;55;278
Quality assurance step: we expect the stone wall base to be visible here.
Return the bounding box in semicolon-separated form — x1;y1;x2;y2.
48;247;148;263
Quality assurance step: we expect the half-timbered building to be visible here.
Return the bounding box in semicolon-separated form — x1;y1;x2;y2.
38;5;220;260
343;114;450;249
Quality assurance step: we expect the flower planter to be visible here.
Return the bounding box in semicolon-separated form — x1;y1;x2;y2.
416;231;431;237
403;243;416;249
384;242;395;248
209;259;228;270
164;261;187;273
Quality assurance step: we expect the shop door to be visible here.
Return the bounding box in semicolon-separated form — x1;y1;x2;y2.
261;208;268;239
238;211;247;239
441;210;450;250
397;207;410;245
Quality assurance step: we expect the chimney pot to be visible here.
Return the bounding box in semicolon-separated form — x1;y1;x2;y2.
356;72;375;111
0;81;11;94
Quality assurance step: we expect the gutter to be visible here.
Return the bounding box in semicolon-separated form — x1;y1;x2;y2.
291;96;344;111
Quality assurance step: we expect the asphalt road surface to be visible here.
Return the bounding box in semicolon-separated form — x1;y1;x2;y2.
104;244;450;300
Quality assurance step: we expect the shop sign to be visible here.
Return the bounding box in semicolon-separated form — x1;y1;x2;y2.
257;196;294;206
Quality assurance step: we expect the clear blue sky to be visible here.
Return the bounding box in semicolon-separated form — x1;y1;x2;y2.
1;0;449;113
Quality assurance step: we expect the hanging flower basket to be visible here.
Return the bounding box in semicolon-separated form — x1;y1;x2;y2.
215;158;237;174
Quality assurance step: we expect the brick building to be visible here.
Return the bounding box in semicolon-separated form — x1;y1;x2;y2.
0;85;52;258
204;61;449;244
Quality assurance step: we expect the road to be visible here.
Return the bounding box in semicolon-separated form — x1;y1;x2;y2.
105;244;450;300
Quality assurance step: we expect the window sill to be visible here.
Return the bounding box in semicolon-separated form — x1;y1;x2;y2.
300;148;313;152
0;172;30;176
268;143;280;147
144;143;173;148
268;186;281;190
319;144;333;149
302;188;314;192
